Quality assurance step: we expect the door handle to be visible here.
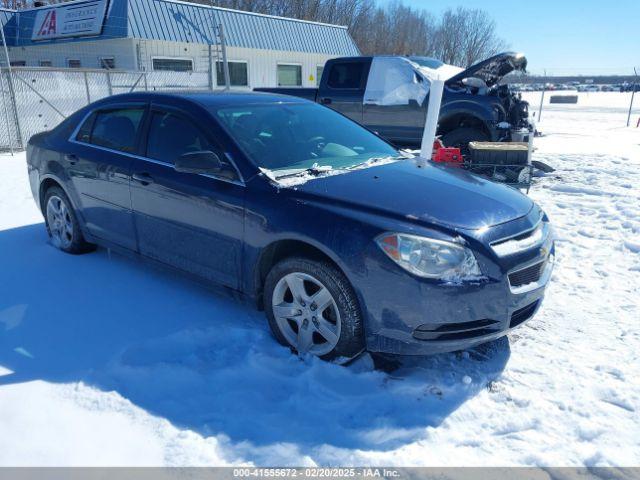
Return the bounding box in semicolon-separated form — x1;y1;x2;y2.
320;98;332;105
132;172;154;185
64;153;78;165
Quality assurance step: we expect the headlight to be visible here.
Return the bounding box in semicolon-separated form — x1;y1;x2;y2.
376;233;482;280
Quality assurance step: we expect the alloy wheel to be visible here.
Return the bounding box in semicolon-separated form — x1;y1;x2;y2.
46;195;74;249
271;272;341;356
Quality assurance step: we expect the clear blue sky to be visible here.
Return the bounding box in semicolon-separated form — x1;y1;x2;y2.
378;0;639;75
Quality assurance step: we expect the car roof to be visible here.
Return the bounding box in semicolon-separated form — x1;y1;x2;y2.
93;90;311;109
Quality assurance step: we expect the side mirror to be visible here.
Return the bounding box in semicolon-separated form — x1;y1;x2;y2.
174;151;223;175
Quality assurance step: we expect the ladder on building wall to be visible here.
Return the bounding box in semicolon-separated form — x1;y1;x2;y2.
208;23;230;90
134;19;229;91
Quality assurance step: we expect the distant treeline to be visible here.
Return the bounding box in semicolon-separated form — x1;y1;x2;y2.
198;0;507;67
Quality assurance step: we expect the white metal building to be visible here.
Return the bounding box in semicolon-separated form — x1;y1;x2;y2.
0;0;360;88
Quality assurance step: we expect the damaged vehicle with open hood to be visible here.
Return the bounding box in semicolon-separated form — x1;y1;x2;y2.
256;52;532;151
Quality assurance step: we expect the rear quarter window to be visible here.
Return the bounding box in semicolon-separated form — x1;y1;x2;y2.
75;112;96;143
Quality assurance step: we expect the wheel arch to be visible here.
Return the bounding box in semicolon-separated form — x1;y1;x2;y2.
438;112;491;138
39;175;69;213
254;238;352;310
38;175;85;231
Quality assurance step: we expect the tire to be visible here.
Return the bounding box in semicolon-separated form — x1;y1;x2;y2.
44;186;95;254
264;257;364;360
532;160;555;173
441;127;490;156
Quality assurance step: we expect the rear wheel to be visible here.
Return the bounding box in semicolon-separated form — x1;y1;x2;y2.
264;257;364;360
44;186;95;254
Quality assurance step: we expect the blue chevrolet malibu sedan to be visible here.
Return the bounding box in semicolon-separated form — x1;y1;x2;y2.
26;92;554;359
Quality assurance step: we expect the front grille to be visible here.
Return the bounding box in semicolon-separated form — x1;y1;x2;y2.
510;300;539;328
413;319;501;341
491;221;548;257
509;261;545;287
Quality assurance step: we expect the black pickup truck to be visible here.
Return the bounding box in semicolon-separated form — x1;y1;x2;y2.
256;52;533;150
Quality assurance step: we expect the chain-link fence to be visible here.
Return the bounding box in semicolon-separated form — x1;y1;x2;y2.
0;67;214;151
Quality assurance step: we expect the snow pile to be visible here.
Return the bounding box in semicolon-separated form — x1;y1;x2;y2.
0;92;639;466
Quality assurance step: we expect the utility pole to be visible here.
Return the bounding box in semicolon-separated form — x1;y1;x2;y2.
627;67;638;127
537;69;547;123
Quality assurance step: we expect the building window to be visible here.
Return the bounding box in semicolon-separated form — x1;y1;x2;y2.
277;64;302;87
9;61;26;67
39;60;52;67
152;57;193;72
67;59;81;69
316;65;324;86
100;57;115;69
215;61;248;87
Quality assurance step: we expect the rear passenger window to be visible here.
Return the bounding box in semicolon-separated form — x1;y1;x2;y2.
327;62;364;89
146;111;211;164
89;108;145;153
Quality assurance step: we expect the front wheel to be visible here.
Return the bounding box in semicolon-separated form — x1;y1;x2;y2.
441;127;490;157
264;257;364;360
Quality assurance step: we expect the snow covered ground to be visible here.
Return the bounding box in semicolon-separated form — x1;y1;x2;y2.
0;92;638;466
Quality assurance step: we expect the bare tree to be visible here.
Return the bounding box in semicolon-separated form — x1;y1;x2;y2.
434;7;507;67
191;0;506;64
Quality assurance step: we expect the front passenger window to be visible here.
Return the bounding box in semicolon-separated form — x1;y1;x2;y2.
146;112;212;164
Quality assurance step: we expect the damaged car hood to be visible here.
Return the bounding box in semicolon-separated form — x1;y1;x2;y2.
284;159;533;230
446;52;527;87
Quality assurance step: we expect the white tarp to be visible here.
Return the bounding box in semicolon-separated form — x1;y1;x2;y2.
364;57;428;106
363;57;464;107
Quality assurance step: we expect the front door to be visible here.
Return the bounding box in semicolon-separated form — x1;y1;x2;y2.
363;100;427;146
130;106;244;289
318;59;370;124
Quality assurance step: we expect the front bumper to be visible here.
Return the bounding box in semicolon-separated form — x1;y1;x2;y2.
362;222;554;356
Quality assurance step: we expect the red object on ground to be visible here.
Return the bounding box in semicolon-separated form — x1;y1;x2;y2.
432;139;463;166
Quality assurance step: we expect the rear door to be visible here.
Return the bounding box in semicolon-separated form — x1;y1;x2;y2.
69;104;146;250
129;104;245;289
318;59;370;123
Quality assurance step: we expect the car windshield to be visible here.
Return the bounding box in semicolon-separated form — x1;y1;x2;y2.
409;57;445;69
214;103;399;176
